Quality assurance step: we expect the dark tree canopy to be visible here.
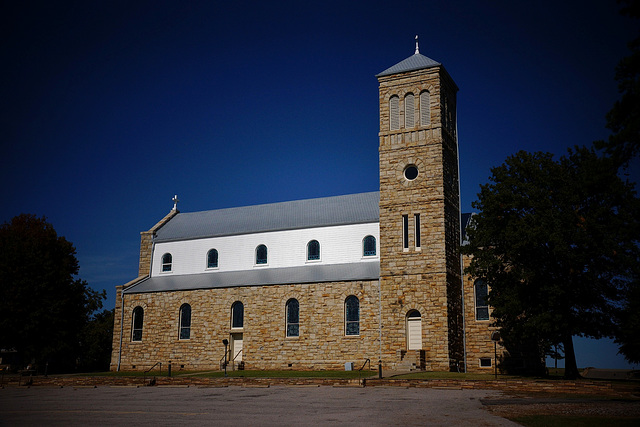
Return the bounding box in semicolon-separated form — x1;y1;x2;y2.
0;214;105;372
597;0;640;165
463;149;640;378
616;283;640;364
78;308;114;372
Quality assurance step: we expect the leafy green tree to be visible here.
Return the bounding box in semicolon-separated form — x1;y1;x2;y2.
463;149;640;379
0;214;105;372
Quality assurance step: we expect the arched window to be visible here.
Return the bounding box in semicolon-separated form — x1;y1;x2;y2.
405;93;415;128
420;90;430;126
179;303;191;339
286;298;300;337
475;279;489;320
345;295;360;336
363;235;376;257
162;253;172;272
406;310;422;350
131;306;144;342
207;249;218;269
307;240;320;261
256;244;268;265
231;301;244;329
389;95;399;130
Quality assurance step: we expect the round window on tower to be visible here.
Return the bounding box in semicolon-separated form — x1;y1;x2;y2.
404;165;419;181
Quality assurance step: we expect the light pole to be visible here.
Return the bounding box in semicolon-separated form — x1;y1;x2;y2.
222;339;229;377
491;331;501;380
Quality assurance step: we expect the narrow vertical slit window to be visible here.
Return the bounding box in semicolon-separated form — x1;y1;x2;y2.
179;303;191;340
131;306;144;342
345;296;360;336
402;215;409;250
231;301;244;328
475;280;489;320
286;299;299;337
414;214;421;249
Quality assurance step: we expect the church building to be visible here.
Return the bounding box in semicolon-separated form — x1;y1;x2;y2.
110;41;500;373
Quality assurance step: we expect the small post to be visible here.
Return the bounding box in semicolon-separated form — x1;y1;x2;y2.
491;331;501;380
494;341;497;379
378;360;383;379
168;360;172;377
222;339;229;377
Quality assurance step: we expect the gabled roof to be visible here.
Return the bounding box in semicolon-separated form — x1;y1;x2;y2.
376;53;441;77
123;262;380;294
154;191;380;242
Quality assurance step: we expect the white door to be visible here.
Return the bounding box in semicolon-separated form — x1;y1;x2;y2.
407;312;422;350
231;333;243;362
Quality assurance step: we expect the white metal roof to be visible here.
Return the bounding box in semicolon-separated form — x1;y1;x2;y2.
154;192;380;242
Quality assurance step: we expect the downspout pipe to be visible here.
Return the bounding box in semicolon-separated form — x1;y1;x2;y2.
117;291;124;371
456;106;467;373
379;276;383;377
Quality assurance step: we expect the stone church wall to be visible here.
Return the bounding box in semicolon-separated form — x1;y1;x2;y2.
462;254;504;372
111;280;382;371
377;65;463;371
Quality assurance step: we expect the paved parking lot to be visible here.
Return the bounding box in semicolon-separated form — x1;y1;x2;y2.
0;385;518;426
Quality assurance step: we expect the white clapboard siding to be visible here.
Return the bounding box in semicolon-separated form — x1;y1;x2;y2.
151;222;379;277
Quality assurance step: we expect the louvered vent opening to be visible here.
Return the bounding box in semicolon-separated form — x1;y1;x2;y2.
390;96;399;130
405;93;414;128
420;91;430;126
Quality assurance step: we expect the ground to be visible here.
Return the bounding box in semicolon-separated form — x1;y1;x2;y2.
485;396;640;419
0;386;518;426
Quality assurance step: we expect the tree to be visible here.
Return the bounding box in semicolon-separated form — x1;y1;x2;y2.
615;269;640;364
0;214;105;372
463;149;640;379
597;0;640;165
78;309;114;372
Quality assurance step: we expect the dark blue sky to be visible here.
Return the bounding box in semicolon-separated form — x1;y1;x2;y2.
2;0;638;369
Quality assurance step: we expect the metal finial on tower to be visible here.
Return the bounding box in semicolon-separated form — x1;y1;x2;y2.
172;194;179;211
415;35;419;54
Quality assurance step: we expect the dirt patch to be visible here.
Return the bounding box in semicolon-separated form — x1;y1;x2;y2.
484;399;640;419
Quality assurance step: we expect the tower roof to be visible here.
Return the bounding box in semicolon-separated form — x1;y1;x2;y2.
376;53;441;77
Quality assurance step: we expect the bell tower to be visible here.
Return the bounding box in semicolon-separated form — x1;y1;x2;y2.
377;38;463;370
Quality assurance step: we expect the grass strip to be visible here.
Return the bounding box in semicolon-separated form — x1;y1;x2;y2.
509;415;640;427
